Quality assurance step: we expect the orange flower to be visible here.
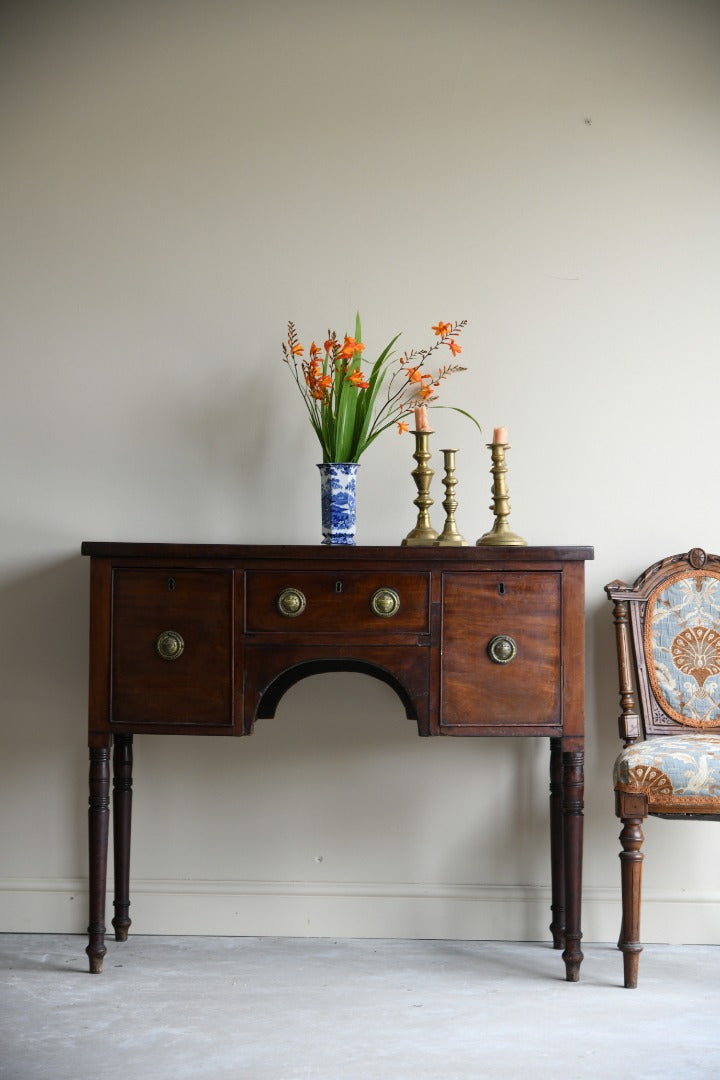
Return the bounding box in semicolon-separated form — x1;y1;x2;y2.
347;370;369;389
309;341;322;360
324;338;334;354
432;321;452;337
408;367;434;388
397;421;410;434
418;384;435;400
291;343;304;356
304;358;320;383
448;338;462;357
338;335;365;360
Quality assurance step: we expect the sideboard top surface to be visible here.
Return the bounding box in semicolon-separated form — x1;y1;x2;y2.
81;542;593;563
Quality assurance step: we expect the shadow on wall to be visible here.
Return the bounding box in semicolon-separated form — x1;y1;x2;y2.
131;670;556;927
586;587;625;794
0;554;90;870
0;554;88;738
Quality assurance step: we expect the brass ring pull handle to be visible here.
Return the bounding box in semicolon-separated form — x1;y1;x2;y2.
487;634;517;664
370;587;401;618
276;587;307;618
156;630;185;661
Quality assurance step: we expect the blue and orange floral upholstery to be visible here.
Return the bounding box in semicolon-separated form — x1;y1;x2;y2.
614;733;720;813
613;566;720;814
645;572;720;729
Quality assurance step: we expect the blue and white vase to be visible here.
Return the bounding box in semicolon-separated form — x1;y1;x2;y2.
318;462;359;545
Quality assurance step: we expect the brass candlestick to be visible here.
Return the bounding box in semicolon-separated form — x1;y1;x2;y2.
434;449;467;546
402;429;438;545
477;442;527;546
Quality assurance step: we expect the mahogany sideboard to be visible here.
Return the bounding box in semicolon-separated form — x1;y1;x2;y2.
81;542;593;979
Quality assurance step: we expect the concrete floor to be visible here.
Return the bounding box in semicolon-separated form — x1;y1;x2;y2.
1;935;719;1079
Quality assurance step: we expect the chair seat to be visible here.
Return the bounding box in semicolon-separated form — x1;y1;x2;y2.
614;734;720;812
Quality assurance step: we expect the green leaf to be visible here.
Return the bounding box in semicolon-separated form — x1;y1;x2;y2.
333;374;359;461
428;405;483;435
351;333;400;454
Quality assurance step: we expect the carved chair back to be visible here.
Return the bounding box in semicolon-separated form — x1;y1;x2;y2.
607;547;720;746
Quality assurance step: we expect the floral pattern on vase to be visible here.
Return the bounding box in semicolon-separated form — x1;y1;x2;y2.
318;462;359;545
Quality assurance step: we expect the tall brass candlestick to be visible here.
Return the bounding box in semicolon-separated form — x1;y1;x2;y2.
402;429;438;546
434;449;467;546
477;442;527;546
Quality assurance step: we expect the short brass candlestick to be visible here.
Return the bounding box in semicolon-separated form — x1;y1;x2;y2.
402;429;438;546
434;449;467;546
477;442;527;546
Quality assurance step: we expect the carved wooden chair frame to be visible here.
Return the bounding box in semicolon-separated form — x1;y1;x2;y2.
606;547;720;987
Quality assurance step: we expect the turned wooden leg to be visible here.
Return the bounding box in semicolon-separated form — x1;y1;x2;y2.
561;749;584;982
112;734;133;942
548;738;565;949
86;743;111;974
618;814;645;988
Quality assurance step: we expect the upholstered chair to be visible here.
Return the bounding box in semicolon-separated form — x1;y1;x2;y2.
606;548;720;988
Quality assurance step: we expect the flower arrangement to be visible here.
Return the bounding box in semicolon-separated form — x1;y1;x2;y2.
281;314;480;463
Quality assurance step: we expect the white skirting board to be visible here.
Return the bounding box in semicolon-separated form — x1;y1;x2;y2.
2;878;720;945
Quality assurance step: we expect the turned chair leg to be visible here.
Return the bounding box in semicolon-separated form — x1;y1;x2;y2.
618;814;645;988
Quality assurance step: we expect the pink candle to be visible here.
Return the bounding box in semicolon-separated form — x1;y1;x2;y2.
415;405;429;430
493;426;508;444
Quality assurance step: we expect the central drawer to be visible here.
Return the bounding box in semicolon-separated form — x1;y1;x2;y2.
245;570;430;633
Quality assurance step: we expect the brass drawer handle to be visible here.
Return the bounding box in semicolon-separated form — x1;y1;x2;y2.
370;587;401;618
156;630;185;661
276;587;307;618
487;634;517;664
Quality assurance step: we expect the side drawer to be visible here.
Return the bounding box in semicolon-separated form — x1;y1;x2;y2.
440;571;561;731
111;568;233;728
245;571;430;634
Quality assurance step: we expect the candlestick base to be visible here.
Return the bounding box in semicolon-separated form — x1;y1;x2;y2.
477;523;528;547
403;530;440;546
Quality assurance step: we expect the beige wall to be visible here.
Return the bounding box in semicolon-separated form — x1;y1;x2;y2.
2;0;720;944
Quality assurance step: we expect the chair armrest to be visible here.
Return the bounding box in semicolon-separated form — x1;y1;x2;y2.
605;583;641;744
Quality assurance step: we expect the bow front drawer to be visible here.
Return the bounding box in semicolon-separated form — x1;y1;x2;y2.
245;571;430;633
